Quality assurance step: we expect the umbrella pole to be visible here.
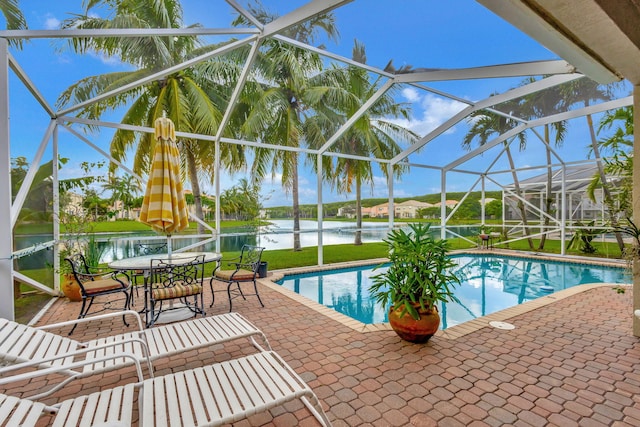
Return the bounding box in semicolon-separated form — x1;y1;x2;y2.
167;235;172;258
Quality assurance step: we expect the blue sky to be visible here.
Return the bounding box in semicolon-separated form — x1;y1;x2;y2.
3;1;630;207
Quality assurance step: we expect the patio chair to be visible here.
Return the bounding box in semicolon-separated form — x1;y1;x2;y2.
64;253;131;335
0;310;271;399
0;351;332;427
147;254;205;327
210;245;265;311
131;242;168;303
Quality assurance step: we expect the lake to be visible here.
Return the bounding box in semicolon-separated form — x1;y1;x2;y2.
16;220;478;266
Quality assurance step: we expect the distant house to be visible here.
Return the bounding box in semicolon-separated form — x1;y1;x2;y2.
337;205;357;218
433;200;459;208
395;200;434;218
480;197;496;205
362;200;436;218
363;202;390;218
62;191;84;216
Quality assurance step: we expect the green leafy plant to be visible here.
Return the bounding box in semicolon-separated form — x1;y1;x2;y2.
612;217;640;272
479;224;492;235
57;207;104;274
567;221;608;254
83;234;108;269
369;223;460;320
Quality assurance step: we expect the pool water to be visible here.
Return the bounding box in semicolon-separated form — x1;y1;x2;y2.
276;254;630;328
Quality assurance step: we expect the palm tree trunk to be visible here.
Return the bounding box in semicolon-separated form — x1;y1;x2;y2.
292;154;301;251
586;113;626;251
355;177;362;246
538;125;552;250
506;146;534;249
185;142;204;234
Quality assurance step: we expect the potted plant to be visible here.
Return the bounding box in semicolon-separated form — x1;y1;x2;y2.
57;206;108;301
370;223;460;343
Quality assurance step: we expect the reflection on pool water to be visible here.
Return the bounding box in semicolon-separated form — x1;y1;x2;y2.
276;254;630;329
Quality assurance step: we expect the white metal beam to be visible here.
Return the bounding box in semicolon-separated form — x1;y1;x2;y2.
225;0;265;29
57;36;258;116
530;127;566;165
0;28;259;40
318;79;395;154
0;38;14;320
62;124;144;182
394;60;576;83
445;175;482;223
440;170;447;239
486;174;559;223
262;0;354;38
8;54;55;117
10;121;56;228
317;154;324;265
60;116;322;156
53;125;60;292
14;271;58;296
445;96;633;171
390;73;583;164
274;34;395;79
214;41;260;142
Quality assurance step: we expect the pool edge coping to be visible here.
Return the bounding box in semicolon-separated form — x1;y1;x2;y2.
258;250;631;340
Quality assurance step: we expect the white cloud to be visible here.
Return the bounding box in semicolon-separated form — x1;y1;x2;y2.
87;50;123;66
395;93;468;138
401;87;420;102
44;15;60;30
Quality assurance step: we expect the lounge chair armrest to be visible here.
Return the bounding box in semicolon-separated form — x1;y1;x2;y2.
0;345;146;380
35;310;144;333
0;353;144;400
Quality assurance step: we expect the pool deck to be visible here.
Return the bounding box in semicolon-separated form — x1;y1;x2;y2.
5;250;640;426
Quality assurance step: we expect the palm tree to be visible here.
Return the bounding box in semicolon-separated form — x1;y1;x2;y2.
598;106;633;152
463;99;535;249
57;0;244;234
1;0;26;48
559;78;626;250
102;173;141;219
235;3;340;251
586;106;634;219
518;77;567;250
324;40;417;245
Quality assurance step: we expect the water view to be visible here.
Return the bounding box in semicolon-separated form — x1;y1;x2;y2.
15;220;478;266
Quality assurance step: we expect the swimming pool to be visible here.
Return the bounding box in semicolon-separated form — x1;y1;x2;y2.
276;254;629;329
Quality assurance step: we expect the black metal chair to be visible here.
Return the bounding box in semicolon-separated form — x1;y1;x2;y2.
147;254;205;327
64;254;131;335
130;242;167;304
210;245;265;311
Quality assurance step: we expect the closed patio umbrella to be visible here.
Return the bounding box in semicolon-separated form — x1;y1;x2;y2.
138;113;189;255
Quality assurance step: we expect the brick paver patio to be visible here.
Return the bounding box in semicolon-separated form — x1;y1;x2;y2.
4;271;640;426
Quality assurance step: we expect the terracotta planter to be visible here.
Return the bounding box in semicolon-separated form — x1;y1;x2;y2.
61;274;82;302
388;303;440;343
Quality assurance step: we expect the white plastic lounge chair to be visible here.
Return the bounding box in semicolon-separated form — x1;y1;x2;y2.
0;351;332;427
0;310;270;398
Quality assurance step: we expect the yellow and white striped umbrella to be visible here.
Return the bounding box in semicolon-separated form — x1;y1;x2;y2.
138;116;189;236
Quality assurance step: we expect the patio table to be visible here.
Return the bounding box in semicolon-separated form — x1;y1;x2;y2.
109;252;221;326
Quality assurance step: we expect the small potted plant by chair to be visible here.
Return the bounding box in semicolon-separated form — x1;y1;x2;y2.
370;223;460;343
